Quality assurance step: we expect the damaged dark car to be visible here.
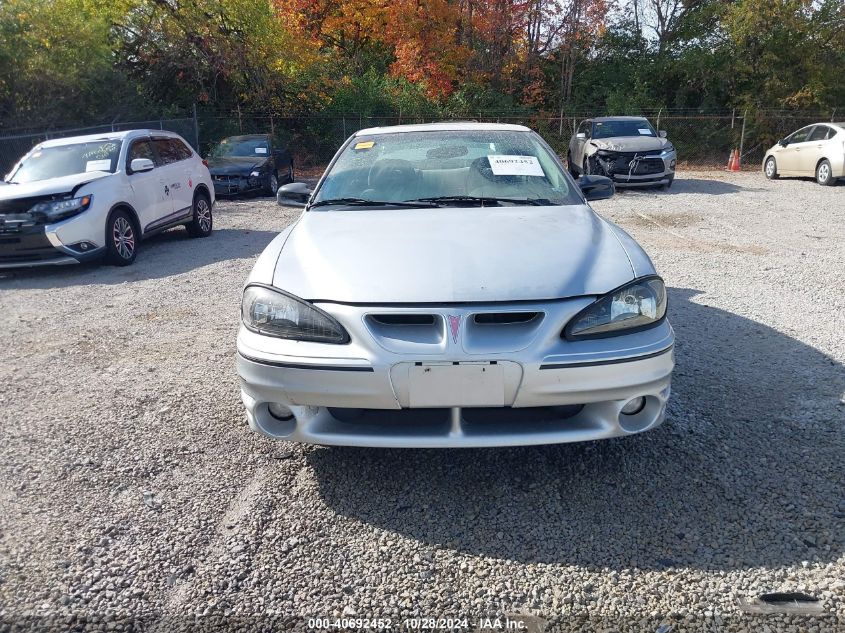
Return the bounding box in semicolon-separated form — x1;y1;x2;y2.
206;134;294;197
567;117;677;188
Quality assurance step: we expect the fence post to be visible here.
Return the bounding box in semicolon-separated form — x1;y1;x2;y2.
832;108;837;123
192;103;200;149
731;108;735;129
159;119;163;130
655;107;662;133
739;109;747;166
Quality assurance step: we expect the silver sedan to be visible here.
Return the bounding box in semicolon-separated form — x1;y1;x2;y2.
236;122;674;447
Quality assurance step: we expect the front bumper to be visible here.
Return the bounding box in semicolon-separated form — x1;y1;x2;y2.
236;300;675;448
211;174;264;196
0;221;102;269
590;151;676;187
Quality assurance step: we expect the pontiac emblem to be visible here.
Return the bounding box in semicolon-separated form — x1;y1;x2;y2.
447;315;462;344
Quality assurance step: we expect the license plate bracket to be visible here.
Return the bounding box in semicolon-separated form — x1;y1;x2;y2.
408;362;505;407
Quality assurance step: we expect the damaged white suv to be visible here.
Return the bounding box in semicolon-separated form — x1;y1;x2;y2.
567;116;677;188
0;130;214;268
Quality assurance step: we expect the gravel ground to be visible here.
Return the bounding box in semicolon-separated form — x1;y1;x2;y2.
0;171;843;632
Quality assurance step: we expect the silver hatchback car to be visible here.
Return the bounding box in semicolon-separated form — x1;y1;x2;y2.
237;123;674;447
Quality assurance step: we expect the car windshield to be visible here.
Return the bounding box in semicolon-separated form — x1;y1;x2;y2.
312;130;580;207
210;137;270;158
592;120;656;139
8;140;122;184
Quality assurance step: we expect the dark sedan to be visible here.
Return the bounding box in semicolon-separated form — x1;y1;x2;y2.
206;134;293;196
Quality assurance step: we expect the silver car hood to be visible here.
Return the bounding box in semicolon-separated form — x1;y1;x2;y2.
272;206;637;303
0;172;110;200
590;136;669;152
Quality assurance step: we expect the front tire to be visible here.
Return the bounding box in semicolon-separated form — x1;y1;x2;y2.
816;159;834;186
764;156;779;180
105;209;138;266
567;153;578;177
266;172;279;196
186;193;213;238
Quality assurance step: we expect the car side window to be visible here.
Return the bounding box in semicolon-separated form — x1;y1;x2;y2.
172;139;193;160
808;126;830;142
788;127;813;144
128;140;155;170
153;139;182;165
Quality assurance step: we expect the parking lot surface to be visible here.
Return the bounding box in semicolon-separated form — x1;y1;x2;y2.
0;172;843;632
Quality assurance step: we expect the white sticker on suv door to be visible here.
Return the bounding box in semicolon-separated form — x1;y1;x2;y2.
85;159;112;172
488;155;545;177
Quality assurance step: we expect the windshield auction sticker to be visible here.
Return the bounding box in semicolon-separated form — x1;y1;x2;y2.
85;159;112;172
488;155;544;177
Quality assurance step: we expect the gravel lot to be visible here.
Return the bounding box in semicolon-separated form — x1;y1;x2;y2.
0;171;843;632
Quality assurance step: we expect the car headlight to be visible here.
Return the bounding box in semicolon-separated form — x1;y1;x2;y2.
241;284;349;343
30;195;93;222
250;171;261;177
564;276;667;339
660;144;675;156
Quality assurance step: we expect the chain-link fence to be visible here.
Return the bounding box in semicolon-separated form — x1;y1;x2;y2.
197;108;843;170
1;109;840;177
0;117;197;177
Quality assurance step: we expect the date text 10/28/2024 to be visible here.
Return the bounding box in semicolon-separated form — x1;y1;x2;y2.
308;616;537;631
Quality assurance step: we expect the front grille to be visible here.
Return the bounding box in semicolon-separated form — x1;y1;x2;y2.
0;193;66;215
474;312;540;325
0;226;59;261
0;215;38;234
370;314;436;326
596;152;665;176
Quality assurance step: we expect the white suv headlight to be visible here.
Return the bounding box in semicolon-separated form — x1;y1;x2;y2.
241;284;349;343
564;276;667;339
30;194;93;222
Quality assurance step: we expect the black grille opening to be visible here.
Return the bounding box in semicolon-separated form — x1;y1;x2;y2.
474;312;540;325
370;314;436;326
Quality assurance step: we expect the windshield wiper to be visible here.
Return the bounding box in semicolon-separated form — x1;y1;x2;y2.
310;198;437;209
409;195;551;207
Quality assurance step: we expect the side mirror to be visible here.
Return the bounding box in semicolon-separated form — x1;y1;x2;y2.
129;158;154;173
576;132;586;139
658;130;668;138
778;138;789;147
577;175;615;201
277;182;312;207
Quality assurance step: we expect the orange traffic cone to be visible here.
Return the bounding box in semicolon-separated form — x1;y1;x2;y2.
732;150;741;172
726;149;735;171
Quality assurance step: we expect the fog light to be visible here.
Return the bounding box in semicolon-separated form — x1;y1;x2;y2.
621;397;646;415
268;403;294;420
66;241;97;254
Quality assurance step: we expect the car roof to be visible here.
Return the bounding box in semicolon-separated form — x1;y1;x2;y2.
589;116;650;122
354;122;531;136
222;134;270;141
37;129;184;148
